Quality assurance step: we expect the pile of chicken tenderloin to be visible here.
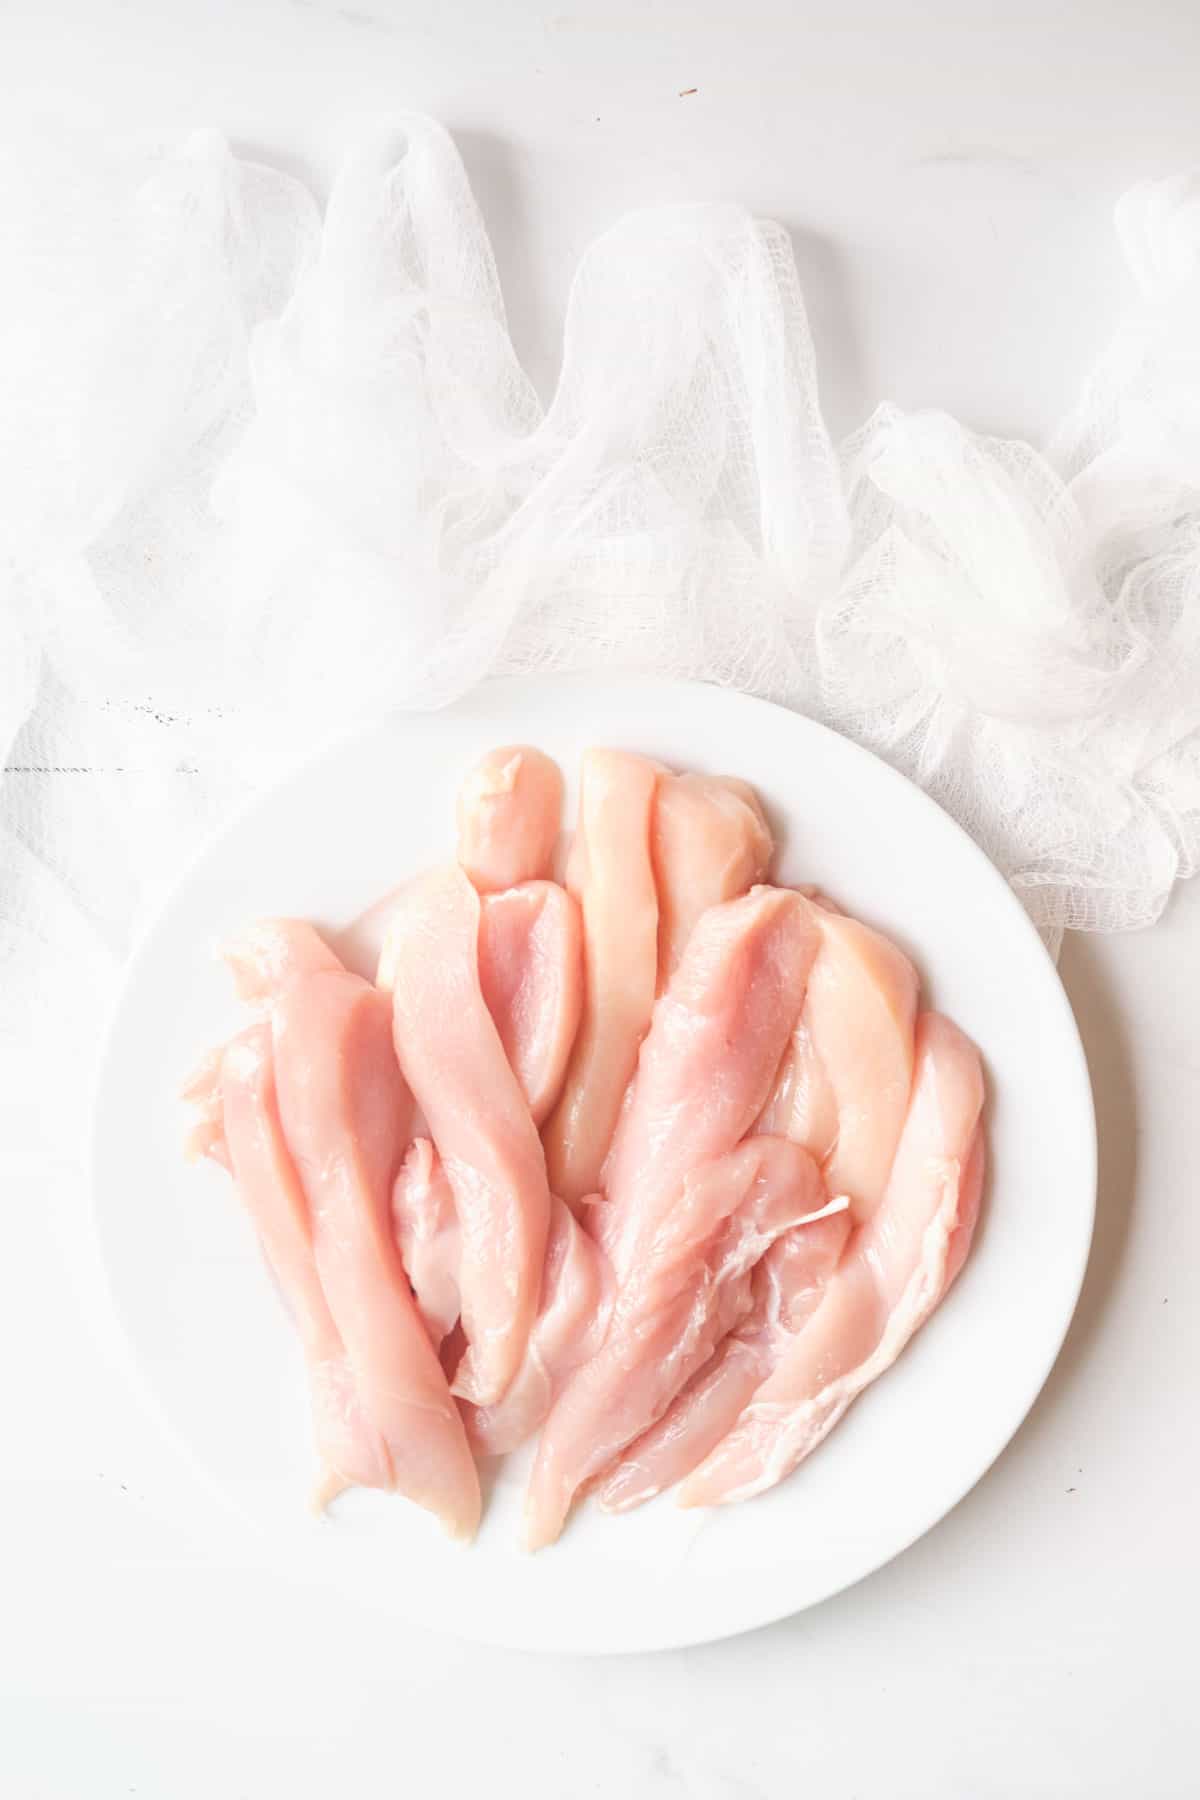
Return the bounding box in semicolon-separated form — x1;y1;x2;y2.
185;745;985;1548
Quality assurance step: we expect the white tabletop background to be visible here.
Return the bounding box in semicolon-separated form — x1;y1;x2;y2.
4;2;1199;1795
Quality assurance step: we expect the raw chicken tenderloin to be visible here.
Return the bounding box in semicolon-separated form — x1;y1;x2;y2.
391;1138;461;1349
606;896;877;1512
476;881;583;1126
382;865;552;1407
466;1197;614;1457
392;1149;612;1455
543;750;661;1208
272;968;481;1540
182;919;352;1164
391;891;588;1440
456;745;563;894
390;891;581;1350
218;1024;391;1505
759;901;919;1214
652;772;773;988
222;917;344;1004
595;885;821;1284
524;1137;834;1549
357;877;582;1128
598;1202;851;1513
679;1013;985;1509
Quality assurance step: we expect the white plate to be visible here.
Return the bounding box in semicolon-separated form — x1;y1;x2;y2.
92;675;1095;1654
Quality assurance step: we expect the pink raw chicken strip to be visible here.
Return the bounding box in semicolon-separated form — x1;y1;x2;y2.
382;865;552;1407
476;881;583;1127
348;877;582;1130
214;1024;392;1504
759;900;919;1214
527;879;821;1548
393;1139;611;1455
186;919;479;1526
456;745;563;894
543;750;660;1208
599;1200;851;1513
652;772;773;988
273;967;481;1539
605;893;898;1512
391;1138;461;1349
465;1196;614;1457
223;916;344;1003
525;1136;838;1549
679;1012;985;1509
182;919;345;1166
391;888;594;1445
595;885;821;1284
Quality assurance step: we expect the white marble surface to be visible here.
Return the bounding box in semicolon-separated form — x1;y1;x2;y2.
4;2;1200;1794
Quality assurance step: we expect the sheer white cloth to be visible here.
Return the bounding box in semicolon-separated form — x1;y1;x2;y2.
3;117;1199;1142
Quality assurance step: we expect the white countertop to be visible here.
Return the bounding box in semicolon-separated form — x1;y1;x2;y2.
4;2;1200;1794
